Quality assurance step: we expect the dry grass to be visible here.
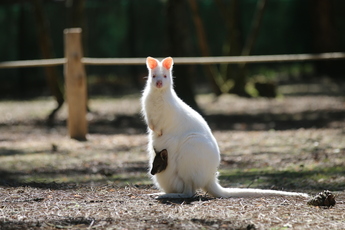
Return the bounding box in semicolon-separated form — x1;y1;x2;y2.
0;92;345;229
0;185;344;229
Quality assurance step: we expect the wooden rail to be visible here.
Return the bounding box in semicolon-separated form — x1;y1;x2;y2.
1;52;345;69
83;52;345;65
0;58;65;69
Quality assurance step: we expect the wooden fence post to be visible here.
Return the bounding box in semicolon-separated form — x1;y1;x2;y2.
64;28;87;140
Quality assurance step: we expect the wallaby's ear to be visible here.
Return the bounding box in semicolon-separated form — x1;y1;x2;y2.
160;149;168;161
162;57;174;70
146;56;158;70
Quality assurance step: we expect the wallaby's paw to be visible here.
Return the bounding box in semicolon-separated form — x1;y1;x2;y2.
157;130;163;136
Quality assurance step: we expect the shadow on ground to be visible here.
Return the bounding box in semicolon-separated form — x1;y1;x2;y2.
0;159;149;190
219;166;345;192
0;157;344;192
83;109;345;134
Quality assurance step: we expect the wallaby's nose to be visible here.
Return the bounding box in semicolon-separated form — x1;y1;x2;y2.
156;80;163;88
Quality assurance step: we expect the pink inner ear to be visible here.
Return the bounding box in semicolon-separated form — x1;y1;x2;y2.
162;57;173;70
147;57;158;69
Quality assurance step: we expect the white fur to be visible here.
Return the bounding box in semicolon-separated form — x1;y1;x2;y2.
141;57;309;199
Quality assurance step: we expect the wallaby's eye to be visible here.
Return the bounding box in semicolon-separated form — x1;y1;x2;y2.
164;75;167;78
152;75;156;78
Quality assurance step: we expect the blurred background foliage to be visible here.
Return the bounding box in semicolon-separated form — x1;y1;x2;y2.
0;0;344;101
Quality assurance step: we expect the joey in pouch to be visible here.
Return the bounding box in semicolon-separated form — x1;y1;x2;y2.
150;149;168;175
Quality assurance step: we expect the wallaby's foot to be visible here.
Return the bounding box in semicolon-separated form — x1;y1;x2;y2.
144;192;165;198
156;193;195;199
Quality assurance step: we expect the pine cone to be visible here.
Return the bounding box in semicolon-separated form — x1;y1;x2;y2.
307;190;336;207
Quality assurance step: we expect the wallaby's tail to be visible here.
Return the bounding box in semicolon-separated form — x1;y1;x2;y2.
205;180;309;198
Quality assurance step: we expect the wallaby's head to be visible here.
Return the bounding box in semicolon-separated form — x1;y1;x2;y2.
146;57;174;90
150;149;168;175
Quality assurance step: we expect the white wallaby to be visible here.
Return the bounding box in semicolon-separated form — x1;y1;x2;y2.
141;56;309;199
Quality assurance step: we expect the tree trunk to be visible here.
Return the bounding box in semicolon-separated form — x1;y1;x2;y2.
66;0;87;55
241;0;267;57
166;0;201;112
65;0;90;112
310;0;343;77
187;0;222;96
227;0;267;97
225;0;249;96
66;0;85;28
31;0;64;125
18;4;30;98
127;1;142;90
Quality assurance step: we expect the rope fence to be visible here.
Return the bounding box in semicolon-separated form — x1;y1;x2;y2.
1;52;345;69
0;58;65;69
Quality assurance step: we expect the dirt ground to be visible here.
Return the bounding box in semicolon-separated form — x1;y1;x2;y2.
0;82;345;229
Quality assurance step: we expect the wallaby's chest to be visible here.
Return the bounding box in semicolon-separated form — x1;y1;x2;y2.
146;94;176;123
